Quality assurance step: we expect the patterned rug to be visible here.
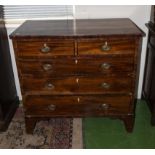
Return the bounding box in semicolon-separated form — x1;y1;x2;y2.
0;107;74;149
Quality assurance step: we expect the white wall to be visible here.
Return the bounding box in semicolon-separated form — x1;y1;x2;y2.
75;5;151;99
7;26;22;100
7;5;151;100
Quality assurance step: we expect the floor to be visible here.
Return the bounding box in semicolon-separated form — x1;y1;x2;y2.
83;100;155;149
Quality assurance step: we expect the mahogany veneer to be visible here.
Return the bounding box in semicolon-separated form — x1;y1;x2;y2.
10;19;144;134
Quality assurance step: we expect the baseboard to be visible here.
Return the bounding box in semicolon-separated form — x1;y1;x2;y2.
0;96;19;132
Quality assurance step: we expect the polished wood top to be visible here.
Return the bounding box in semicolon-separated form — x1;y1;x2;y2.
10;18;145;39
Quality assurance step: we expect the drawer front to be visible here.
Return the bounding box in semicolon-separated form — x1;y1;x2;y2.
24;94;132;116
76;56;134;75
21;76;132;94
16;40;74;57
78;39;135;55
18;58;76;77
18;57;134;77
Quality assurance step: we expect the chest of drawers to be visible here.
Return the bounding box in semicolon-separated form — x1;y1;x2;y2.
10;19;144;134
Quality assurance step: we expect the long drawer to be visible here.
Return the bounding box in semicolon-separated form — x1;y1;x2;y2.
78;38;135;55
15;40;75;57
18;56;134;77
21;76;133;94
24;94;132;116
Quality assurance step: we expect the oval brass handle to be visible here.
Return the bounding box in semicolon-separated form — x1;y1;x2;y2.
43;64;52;71
101;42;111;51
101;103;110;110
41;43;51;53
101;82;111;89
45;83;55;89
101;63;111;70
48;104;56;111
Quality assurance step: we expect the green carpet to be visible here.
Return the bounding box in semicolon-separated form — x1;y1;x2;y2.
83;100;155;148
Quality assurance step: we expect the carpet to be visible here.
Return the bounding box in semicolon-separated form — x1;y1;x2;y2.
83;100;155;149
0;106;83;149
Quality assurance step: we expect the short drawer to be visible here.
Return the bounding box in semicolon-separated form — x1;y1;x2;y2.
18;56;134;77
76;56;134;75
21;76;133;94
78;38;135;55
16;40;74;57
18;58;77;77
24;94;132;116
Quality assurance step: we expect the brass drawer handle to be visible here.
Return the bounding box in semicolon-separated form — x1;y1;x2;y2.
43;64;52;71
45;83;55;89
41;43;51;53
101;63;111;69
101;82;111;89
48;104;56;111
101;103;110;110
101;41;111;51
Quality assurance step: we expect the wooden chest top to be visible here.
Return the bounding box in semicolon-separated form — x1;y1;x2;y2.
10;18;144;39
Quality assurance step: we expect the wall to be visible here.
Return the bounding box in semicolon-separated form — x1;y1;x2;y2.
7;26;22;99
6;5;151;100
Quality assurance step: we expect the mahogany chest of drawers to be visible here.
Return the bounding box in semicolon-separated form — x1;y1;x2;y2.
10;19;144;134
